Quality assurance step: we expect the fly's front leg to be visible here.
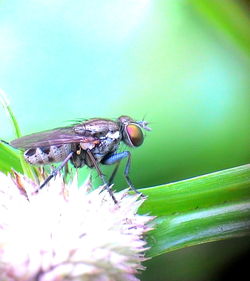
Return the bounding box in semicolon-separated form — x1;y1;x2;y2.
39;151;74;190
86;150;117;204
102;151;143;196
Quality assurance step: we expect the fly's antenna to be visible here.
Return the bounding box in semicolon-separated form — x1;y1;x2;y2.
137;117;152;132
142;113;147;122
137;114;151;131
140;121;151;131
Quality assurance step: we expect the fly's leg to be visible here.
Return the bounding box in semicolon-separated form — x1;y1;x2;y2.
102;151;143;196
86;149;117;204
98;162;120;197
108;161;121;186
39;151;74;189
63;160;70;183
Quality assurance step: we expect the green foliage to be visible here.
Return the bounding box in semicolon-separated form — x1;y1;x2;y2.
140;165;250;257
191;0;250;57
0;142;22;174
0;90;38;180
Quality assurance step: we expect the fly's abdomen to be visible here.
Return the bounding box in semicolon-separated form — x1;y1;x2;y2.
24;144;72;165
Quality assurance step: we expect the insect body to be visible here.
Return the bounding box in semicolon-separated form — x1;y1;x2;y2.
10;116;151;203
24;144;72;165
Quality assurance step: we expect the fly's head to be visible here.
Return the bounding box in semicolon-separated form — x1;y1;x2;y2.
118;116;151;147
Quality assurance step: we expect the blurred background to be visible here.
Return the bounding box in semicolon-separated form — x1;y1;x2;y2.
0;0;249;280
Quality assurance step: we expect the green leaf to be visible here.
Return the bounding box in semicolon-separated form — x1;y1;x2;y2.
190;0;250;57
0;89;38;180
0;90;22;138
139;164;250;257
0;142;23;174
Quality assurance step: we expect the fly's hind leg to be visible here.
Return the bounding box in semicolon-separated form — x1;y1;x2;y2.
102;151;143;196
39;151;74;190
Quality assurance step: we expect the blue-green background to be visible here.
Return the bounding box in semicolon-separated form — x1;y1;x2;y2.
0;1;249;280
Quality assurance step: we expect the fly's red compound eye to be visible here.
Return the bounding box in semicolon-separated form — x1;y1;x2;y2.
126;124;144;147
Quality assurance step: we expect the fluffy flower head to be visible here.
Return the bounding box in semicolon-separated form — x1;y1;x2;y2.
0;172;153;281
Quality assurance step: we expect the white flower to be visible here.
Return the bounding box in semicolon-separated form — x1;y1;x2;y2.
0;172;153;281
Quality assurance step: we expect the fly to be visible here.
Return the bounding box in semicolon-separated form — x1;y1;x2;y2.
7;116;151;203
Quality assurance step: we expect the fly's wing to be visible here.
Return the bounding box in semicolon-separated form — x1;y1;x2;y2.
10;127;97;149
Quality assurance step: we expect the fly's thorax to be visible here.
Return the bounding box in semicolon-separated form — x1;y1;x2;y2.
90;130;122;161
24;144;72;165
70;128;122;168
74;119;120;138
